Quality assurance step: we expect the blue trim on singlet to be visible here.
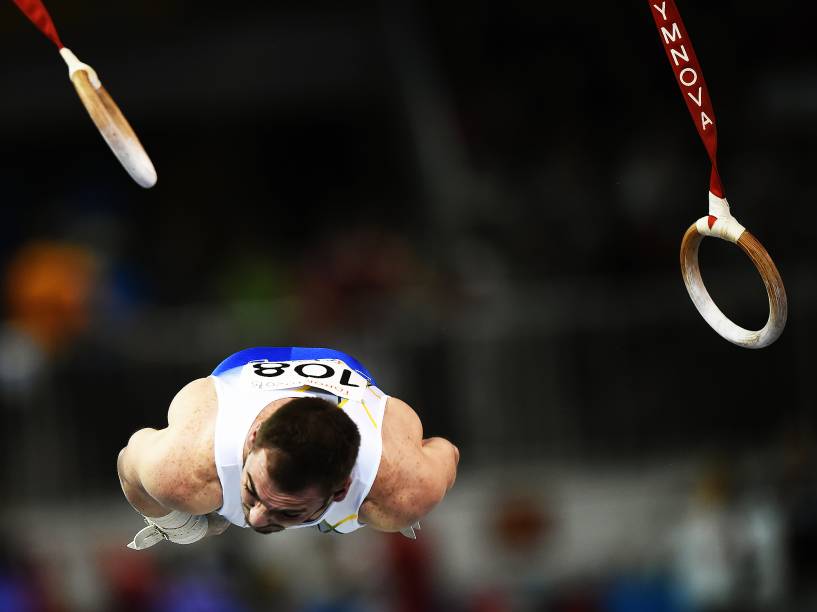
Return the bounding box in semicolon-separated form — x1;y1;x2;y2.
211;346;375;384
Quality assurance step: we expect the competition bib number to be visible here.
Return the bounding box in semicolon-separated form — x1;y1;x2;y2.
240;359;368;400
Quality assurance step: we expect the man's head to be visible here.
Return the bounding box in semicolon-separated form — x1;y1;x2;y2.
241;396;361;533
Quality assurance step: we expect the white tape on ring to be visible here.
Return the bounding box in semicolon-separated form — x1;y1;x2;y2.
694;192;746;243
59;47;101;90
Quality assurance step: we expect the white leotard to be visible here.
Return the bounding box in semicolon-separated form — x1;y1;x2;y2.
210;357;387;534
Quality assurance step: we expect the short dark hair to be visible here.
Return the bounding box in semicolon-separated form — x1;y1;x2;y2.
254;396;361;495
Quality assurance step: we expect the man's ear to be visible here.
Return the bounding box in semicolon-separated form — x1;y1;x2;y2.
332;477;353;502
248;422;261;446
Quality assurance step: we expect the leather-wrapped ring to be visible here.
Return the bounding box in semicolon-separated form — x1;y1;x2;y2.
680;221;787;348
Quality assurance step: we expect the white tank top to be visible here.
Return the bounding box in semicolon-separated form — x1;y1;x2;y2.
210;357;387;534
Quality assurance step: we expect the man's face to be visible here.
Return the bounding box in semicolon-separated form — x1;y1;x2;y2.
240;448;333;534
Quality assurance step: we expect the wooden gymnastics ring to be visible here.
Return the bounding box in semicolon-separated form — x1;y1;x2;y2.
680;194;787;349
61;48;157;188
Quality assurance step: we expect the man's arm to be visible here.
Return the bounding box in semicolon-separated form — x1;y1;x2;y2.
362;397;460;532
117;378;227;547
118;378;222;514
116;429;230;549
402;435;459;526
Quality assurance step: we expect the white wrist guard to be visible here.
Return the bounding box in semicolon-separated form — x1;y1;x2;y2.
127;510;208;550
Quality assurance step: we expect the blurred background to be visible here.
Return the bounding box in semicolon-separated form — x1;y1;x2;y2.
1;0;816;610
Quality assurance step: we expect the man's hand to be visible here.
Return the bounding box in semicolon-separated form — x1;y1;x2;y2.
205;512;231;538
119;378;223;549
126;511;229;550
127;510;210;550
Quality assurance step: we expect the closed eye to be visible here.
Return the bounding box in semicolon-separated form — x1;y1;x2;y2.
246;474;260;500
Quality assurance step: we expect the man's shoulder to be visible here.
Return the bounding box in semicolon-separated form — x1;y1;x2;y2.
379;396;420;436
167;377;218;430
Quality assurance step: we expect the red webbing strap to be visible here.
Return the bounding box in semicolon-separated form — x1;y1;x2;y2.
648;0;724;198
12;0;64;49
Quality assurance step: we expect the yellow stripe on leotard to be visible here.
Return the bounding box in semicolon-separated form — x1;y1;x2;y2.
360;400;377;429
330;514;358;531
338;397;376;429
367;385;383;399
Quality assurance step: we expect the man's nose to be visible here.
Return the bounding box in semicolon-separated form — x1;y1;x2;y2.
249;503;269;526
